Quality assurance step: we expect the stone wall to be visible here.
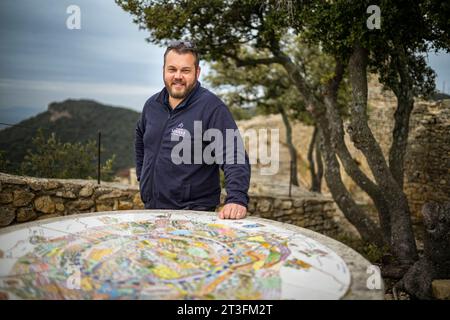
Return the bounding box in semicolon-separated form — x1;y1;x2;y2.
250;196;343;234
0;173;351;236
366;80;450;222
403;100;450;222
0;173;144;227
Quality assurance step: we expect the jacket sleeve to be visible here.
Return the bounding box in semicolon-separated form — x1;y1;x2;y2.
135;106;146;182
208;103;251;208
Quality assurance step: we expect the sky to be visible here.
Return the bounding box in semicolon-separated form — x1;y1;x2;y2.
0;0;449;124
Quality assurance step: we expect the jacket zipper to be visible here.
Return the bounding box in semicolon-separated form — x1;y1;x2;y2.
148;108;172;204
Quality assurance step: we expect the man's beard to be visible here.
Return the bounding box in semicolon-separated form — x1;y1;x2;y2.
164;78;197;100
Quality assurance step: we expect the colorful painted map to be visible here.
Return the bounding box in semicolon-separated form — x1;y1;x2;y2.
0;211;351;299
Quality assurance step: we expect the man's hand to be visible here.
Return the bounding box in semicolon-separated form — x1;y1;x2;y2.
218;203;247;219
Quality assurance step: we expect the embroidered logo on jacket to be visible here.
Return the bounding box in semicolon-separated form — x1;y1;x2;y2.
171;123;186;138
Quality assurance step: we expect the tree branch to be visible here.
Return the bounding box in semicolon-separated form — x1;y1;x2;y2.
223;52;285;67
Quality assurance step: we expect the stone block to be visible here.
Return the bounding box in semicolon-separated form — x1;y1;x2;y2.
281;200;293;210
56;190;77;199
283;208;295;215
29;181;42;191
294;207;305;215
13;190;35;207
305;204;324;213
55;203;65;212
432;280;450;300
257;199;272;213
133;193;144;207
273;199;282;209
247;201;256;212
117;201;134;210
17;207;37;222
79;185;94;197
97;190;123;200
0;192;13;204
67;199;95;211
273;210;285;218
1;175;26;185
0;207;15;226
94;187;115;198
34;196;56;214
323;202;335;212
96;203;113;212
293;199;304;208
42;180;60;190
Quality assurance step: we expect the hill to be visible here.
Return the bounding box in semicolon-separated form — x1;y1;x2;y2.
0;99;141;174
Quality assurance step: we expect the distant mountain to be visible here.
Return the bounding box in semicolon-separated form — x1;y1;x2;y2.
431;91;450;101
0;99;141;174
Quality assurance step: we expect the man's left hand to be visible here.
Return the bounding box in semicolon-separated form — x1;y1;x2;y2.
218;203;247;219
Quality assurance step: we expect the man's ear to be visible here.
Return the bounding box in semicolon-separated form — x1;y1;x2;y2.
196;66;201;79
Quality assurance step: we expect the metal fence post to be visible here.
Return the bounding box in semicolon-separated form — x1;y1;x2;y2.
97;131;101;184
289;160;292;197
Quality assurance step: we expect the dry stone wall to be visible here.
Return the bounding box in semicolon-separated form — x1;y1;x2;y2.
0;173;352;236
0;173;144;226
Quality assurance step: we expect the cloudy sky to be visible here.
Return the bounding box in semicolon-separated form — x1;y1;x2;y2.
0;0;449;125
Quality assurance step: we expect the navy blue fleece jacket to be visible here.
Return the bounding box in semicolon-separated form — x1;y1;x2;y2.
135;81;250;210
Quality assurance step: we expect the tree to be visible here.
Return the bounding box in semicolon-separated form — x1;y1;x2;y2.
204;36;346;192
117;0;450;297
206;56;301;187
20;129;116;181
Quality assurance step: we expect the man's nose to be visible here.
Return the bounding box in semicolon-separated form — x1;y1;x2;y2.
174;71;183;79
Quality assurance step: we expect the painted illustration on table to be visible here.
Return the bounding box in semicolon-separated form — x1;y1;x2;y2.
0;212;351;299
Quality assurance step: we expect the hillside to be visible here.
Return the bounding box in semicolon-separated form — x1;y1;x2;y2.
0;99;141;174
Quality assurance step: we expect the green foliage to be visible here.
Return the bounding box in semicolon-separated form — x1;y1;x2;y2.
330;232;389;264
0;150;11;172
205;34;351;125
116;0;448;101
20;129;116;181
297;0;448;98
228;105;255;121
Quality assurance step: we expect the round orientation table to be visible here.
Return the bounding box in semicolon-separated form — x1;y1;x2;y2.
0;210;384;299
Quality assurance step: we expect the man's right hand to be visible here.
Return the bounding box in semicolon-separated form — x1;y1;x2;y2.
218;203;247;220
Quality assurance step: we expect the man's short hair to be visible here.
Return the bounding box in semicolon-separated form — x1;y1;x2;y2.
163;40;200;69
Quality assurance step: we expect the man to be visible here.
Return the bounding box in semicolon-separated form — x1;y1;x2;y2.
135;41;251;219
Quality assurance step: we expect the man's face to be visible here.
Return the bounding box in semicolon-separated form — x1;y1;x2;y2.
163;50;200;100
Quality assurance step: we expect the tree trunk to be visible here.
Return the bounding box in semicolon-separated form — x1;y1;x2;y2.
279;105;299;186
398;201;450;299
316;118;384;246
389;96;413;189
347;44;418;265
389;47;415;189
323;60;391;245
308;126;322;193
314;135;323;193
274;50;384;246
314;133;323;193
